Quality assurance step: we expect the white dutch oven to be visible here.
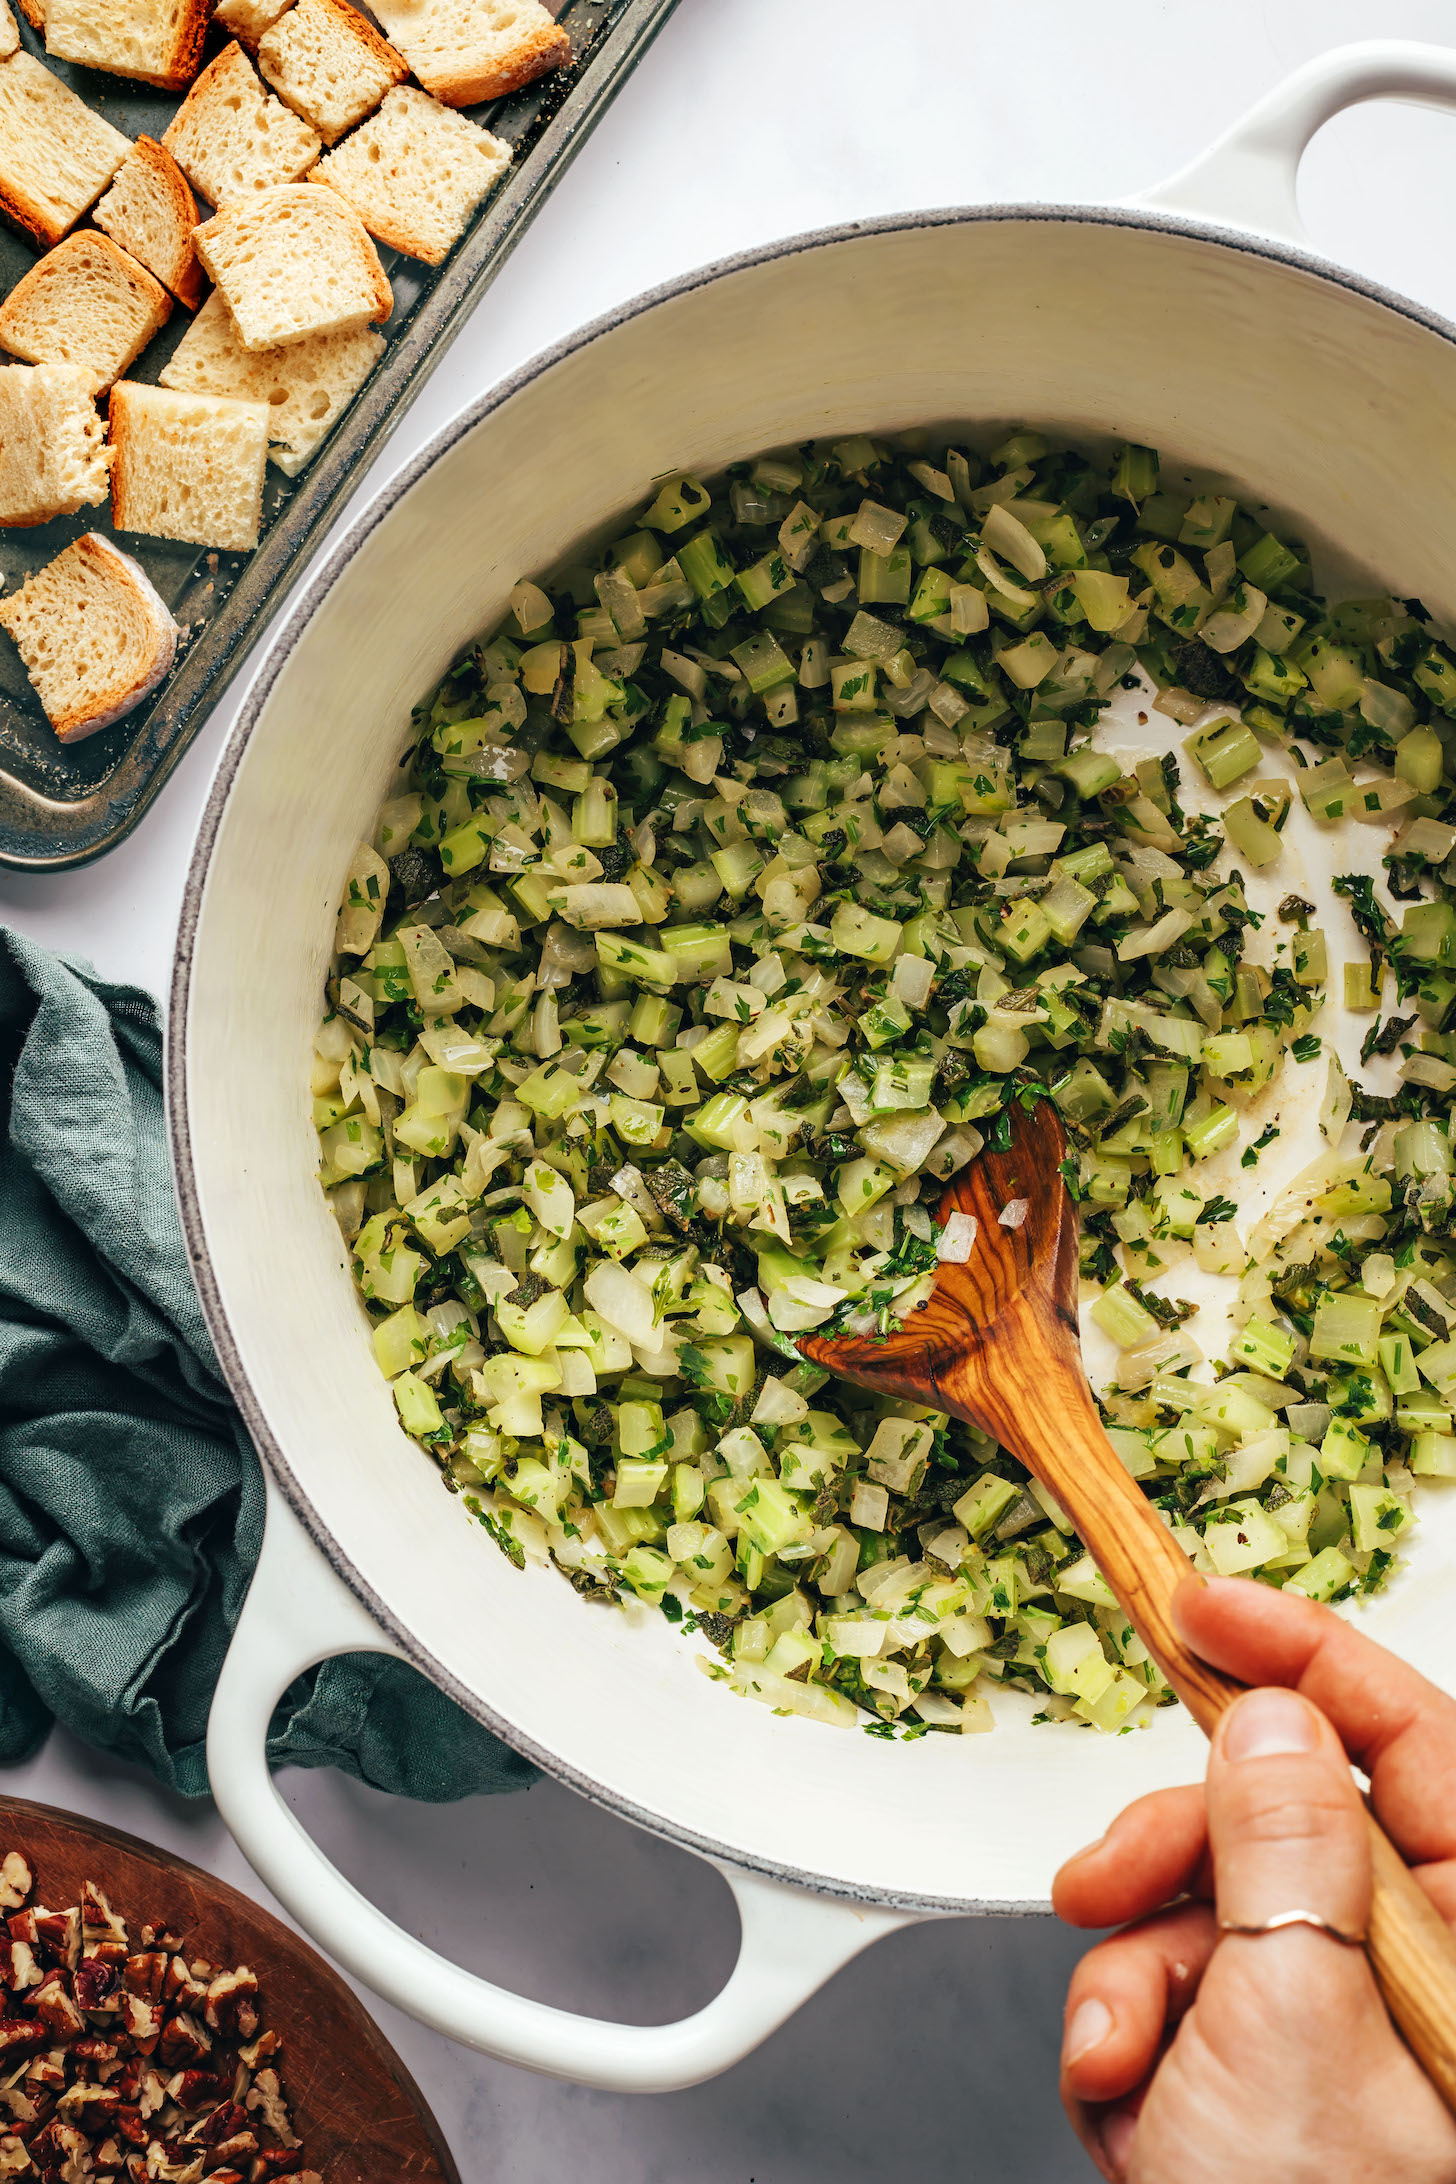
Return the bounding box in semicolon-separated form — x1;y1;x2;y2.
178;43;1456;2090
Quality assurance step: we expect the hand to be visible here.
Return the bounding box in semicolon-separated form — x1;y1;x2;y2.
1053;1574;1456;2183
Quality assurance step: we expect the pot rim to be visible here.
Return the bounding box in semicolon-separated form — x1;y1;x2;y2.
168;198;1456;1912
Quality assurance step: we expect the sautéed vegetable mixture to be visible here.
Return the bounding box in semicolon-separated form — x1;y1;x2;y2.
313;430;1456;1737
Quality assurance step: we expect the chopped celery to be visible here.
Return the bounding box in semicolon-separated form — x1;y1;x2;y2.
322;423;1456;1744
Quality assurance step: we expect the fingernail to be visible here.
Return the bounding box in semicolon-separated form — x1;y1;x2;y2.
1101;2108;1137;2175
1221;1688;1318;1762
1064;1996;1113;2063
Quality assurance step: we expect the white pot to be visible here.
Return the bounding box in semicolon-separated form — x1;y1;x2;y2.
178;42;1456;2090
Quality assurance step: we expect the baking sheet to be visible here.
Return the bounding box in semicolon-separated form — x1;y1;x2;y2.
0;0;678;869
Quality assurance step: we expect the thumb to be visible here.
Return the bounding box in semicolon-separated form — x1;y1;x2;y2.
1206;1686;1371;1965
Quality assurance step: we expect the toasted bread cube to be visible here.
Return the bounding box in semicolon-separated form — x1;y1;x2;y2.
13;0;41;25
366;0;569;107
0;1;18;59
0;533;178;741
194;183;392;352
0;361;109;527
93;137;206;312
316;87;511;266
213;0;290;46
109;380;270;552
0;52;132;250
163;41;322;208
0;233;172;394
258;0;408;145
43;0;212;91
159;288;383;476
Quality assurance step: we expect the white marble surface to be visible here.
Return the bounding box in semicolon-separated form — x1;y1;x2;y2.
3;2;1456;2175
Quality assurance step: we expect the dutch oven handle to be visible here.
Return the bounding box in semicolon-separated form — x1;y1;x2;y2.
207;1474;912;2090
1134;39;1456;245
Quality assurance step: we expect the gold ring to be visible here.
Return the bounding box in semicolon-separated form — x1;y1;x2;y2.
1218;1909;1366;1947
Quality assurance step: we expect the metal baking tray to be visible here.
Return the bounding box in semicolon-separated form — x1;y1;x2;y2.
0;0;678;869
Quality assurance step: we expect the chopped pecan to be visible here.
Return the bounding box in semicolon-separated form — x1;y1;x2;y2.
57;2082;119;2124
30;1983;82;2043
155;2021;209;2073
120;2000;162;2057
145;2144;203;2184
30;2120;91;2184
0;2138;28;2178
199;2139;253;2175
0;1947;40;1996
71;2034;117;2060
120;2000;161;2052
80;1889;127;1954
163;2079;223;2120
73;1962;120;2013
248;2160;305;2182
136;2078;166;2124
160;1970;203;2015
30;1916;79;1975
26;2054;67;2092
122;1962;166;2008
192;2109;245;2152
68;2038;119;2082
0;1862;32;1916
239;2078;294;2153
232;2036;276;2076
0;2092;37;2128
81;1948;126;2006
199;1979;255;2045
114;2108;146;2151
0;2025;43;2057
92;2141;123;2175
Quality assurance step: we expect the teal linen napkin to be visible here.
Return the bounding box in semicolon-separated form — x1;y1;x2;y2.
0;928;536;1802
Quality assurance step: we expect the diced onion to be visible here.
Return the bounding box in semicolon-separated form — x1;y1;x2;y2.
937;1212;979;1262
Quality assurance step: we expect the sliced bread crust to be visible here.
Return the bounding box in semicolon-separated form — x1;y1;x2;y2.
159;287;383;475
316;86;511;265
109;378;271;551
366;0;569;106
0;52;132;250
257;0;408;145
92;137;206;311
0;532;178;740
43;0;214;91
213;0;289;46
194;182;392;352
0;232;173;393
14;0;42;28
0;360;110;527
163;40;322;207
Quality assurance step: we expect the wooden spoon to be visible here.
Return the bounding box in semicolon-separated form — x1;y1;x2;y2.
799;1093;1456;2112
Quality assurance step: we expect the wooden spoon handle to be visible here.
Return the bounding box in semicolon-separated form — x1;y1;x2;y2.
1006;1373;1456;2113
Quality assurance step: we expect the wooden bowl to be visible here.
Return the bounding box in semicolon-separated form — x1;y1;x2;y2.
0;1795;460;2183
